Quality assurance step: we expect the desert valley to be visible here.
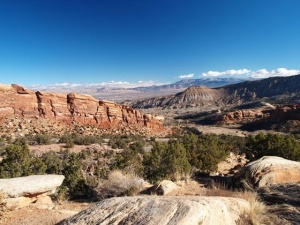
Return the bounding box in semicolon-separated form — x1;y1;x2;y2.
0;75;300;224
1;0;300;224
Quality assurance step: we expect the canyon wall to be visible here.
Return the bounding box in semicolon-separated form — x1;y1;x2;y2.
0;84;165;135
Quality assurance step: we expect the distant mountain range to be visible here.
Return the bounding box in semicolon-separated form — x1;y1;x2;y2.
27;78;249;102
127;77;248;92
131;75;300;109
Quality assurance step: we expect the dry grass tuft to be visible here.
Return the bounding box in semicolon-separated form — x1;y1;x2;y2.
243;192;283;225
204;183;283;225
97;170;144;199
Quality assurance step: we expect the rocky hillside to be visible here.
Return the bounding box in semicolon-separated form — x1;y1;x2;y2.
0;84;165;136
219;74;300;105
131;75;300;109
132;86;223;109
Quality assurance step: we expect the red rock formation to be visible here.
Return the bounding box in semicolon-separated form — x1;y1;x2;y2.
216;105;300;125
0;84;165;134
269;105;300;121
36;91;70;118
0;84;37;118
219;109;265;124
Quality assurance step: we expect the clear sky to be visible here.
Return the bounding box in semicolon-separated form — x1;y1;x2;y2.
0;0;299;87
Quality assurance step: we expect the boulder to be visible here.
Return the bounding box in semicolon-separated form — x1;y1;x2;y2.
0;175;65;198
0;175;64;209
147;180;178;195
233;156;300;189
35;195;55;210
59;196;250;225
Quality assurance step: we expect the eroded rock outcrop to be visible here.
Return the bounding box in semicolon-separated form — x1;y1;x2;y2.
0;175;64;209
0;84;165;135
59;196;250;225
209;104;300;126
233;156;300;190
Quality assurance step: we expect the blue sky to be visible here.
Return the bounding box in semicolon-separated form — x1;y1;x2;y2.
0;0;299;87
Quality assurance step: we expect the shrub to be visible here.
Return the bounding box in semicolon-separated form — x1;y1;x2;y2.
41;151;63;174
180;134;230;172
97;170;143;199
34;134;52;145
0;143;31;178
59;134;74;148
112;140;145;175
59;152;95;200
143;140;191;183
245;133;300;161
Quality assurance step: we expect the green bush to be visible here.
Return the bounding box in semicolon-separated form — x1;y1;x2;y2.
34;134;52;145
245;133;300;161
59;135;74;148
180;134;230;172
112;139;145;175
143;140;191;183
0;143;31;178
41;151;63;174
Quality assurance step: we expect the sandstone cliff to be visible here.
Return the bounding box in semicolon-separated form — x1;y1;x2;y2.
0;84;165;135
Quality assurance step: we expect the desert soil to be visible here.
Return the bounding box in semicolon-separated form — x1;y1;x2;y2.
1;201;92;225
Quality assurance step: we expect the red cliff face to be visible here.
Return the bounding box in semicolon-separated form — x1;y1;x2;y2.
0;84;165;135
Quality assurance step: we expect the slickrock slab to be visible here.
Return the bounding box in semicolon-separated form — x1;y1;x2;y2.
59;196;250;225
233;156;300;189
0;175;65;198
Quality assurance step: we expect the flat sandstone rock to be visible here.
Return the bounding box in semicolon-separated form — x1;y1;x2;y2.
0;175;65;198
59;196;250;225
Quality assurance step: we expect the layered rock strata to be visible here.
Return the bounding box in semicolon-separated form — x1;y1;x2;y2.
59;196;250;225
0;84;165;135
